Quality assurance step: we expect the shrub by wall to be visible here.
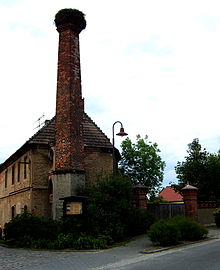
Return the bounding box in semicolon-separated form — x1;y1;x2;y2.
4;212;61;244
170;216;208;241
4;213;110;249
84;173;133;241
125;209;155;236
4;174;155;249
148;216;208;246
148;219;180;246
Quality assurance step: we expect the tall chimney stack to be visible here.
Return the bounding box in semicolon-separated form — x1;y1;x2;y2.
52;9;86;219
54;8;86;172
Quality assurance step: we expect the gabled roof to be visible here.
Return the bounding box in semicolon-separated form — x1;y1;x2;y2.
158;186;183;202
0;113;113;171
28;112;112;149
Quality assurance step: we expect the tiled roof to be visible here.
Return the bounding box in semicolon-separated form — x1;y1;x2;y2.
158;186;183;202
0;113;112;171
28;113;112;149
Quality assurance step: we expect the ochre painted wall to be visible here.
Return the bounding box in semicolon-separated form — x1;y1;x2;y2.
0;146;112;226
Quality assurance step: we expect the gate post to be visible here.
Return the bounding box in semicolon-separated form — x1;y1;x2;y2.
182;184;198;220
132;185;148;209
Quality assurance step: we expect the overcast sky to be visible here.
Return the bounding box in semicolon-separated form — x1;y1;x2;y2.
1;0;220;187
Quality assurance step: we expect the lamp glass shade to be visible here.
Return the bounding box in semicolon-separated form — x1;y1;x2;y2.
116;127;128;137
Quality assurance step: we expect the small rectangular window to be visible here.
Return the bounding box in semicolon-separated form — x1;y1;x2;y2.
17;162;20;182
23;205;27;213
24;156;27;179
11;205;15;219
12;165;15;185
5;170;8;188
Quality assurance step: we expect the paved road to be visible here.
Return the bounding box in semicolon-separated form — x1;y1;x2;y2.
0;235;150;270
0;229;219;270
100;239;220;270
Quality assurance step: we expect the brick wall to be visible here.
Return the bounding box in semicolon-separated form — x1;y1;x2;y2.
0;146;53;226
55;25;84;172
84;148;113;183
31;147;53;218
0;190;31;227
182;185;198;220
31;189;51;218
198;201;220;225
0;151;31;197
0;142;114;225
31;147;52;187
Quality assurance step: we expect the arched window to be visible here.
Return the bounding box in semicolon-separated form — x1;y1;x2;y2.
11;205;16;219
48;179;53;204
24;205;28;213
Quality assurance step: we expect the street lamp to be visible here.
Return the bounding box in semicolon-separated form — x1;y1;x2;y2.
112;121;128;174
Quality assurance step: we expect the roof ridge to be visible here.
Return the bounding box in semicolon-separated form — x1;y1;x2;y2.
29;113;111;144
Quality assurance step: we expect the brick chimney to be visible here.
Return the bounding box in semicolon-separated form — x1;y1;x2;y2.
54;9;86;172
52;9;86;219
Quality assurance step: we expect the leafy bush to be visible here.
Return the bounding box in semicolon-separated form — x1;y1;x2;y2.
4;212;62;244
73;234;108;250
170;216;208;241
49;233;74;249
3;174;156;249
16;235;33;248
32;238;51;249
125;209;155;236
84;173;133;241
148;216;208;246
62;215;87;237
213;209;220;227
148;220;180;246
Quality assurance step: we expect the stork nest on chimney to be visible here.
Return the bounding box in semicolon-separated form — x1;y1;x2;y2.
54;8;86;31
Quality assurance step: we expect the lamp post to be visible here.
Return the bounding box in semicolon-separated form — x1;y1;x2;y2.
112;121;128;174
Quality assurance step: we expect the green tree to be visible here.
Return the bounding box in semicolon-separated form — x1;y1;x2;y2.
84;173;154;240
84;174;133;240
202;152;220;200
175;138;220;201
175;138;208;187
119;135;165;196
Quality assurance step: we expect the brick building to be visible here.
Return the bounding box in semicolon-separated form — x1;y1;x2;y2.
0;9;115;225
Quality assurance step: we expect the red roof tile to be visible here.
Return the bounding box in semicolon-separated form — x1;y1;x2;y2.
159;186;183;202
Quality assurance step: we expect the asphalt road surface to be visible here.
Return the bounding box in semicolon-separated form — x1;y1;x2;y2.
96;239;220;270
1;235;220;270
